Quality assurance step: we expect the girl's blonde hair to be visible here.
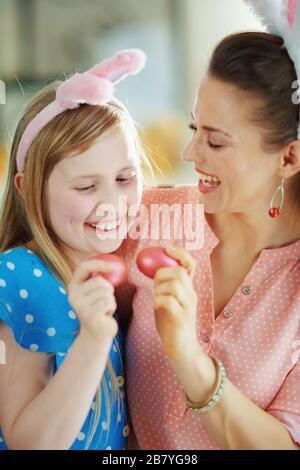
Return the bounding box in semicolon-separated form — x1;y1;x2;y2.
0;81;149;448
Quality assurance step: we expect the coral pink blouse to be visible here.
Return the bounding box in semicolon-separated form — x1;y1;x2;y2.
119;185;300;450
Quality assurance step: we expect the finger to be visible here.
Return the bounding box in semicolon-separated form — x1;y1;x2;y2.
154;294;181;317
155;280;188;309
84;289;115;308
71;259;114;286
89;297;117;317
165;246;196;277
80;275;114;296
154;266;191;290
68;277;113;307
85;312;118;337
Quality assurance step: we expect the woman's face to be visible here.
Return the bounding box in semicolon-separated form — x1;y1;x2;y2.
183;75;282;215
47;122;142;262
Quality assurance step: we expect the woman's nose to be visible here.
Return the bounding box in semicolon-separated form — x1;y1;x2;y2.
183;139;202;163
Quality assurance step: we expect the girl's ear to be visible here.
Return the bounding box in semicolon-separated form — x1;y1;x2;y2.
14;172;25;199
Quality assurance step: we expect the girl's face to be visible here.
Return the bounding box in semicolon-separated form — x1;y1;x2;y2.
183;76;283;216
47;123;142;263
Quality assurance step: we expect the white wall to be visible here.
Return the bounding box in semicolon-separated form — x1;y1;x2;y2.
178;0;264;110
0;0;19;79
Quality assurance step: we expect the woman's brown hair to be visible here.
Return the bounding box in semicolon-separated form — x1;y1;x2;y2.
208;31;300;207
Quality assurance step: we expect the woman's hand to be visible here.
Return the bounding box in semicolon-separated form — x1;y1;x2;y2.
154;246;200;362
68;258;118;344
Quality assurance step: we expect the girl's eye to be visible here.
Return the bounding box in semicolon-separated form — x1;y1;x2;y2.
117;175;136;184
76;185;95;191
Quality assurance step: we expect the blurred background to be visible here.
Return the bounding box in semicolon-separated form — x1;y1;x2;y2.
0;0;262;197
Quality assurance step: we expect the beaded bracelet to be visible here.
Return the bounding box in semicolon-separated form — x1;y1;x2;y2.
184;355;227;414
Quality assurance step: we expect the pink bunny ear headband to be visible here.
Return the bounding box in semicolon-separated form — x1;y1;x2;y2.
244;0;300;138
16;49;147;172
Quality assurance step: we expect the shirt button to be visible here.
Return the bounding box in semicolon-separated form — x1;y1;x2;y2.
242;286;252;295
116;376;125;388
203;334;211;343
223;309;232;319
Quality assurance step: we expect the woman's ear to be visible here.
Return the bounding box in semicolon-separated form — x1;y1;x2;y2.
14;172;25;199
280;141;300;178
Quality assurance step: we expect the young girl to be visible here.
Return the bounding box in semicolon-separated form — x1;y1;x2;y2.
0;49;147;450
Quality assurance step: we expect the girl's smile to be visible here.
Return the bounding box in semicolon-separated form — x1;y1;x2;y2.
47;122;142;263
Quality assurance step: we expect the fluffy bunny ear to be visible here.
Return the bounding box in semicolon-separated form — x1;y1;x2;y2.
244;0;287;34
16;48;147;172
56;73;114;108
244;0;300;138
244;0;300;73
88;49;147;85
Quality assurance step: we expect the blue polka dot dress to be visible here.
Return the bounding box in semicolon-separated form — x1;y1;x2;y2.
0;247;129;450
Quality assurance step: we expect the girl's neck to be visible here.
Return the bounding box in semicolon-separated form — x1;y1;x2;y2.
23;240;38;252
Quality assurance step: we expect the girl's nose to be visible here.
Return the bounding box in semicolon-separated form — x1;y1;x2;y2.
96;194;128;220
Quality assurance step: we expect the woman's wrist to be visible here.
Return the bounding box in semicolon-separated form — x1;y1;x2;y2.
184;356;227;413
171;345;217;405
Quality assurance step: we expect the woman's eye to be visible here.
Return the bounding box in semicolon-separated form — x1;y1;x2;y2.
76;185;95;191
208;142;223;150
189;122;224;149
188;123;197;133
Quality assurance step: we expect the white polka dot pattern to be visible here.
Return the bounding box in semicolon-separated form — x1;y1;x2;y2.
118;186;300;450
0;246;128;450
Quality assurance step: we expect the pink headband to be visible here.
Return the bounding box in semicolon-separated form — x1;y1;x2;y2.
16;49;147;172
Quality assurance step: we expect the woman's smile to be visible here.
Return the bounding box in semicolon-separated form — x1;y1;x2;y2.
196;169;222;193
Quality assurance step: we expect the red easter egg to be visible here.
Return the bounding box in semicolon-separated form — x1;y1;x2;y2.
136;247;179;279
90;254;128;287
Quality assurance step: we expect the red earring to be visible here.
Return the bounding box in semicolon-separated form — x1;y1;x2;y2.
269;178;285;218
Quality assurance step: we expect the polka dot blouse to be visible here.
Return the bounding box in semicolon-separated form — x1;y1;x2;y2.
0;247;129;450
118;185;300;450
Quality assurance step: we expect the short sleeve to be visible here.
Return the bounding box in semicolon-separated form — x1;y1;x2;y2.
0;248;79;354
267;359;300;445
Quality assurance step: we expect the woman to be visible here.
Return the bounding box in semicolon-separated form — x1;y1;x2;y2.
122;32;300;450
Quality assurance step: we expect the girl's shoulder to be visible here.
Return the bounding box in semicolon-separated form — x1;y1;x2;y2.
1;245;47;267
0;246;59;292
0;246;78;353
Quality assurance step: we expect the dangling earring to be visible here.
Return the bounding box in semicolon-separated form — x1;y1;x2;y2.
269;178;285;218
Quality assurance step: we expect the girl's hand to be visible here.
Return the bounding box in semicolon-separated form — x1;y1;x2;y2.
68;259;118;344
154;246;200;362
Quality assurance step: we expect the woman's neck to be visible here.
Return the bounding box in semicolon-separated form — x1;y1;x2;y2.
206;204;300;254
